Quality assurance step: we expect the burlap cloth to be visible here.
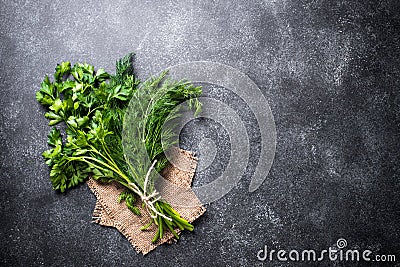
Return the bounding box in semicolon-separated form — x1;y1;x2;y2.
86;147;206;254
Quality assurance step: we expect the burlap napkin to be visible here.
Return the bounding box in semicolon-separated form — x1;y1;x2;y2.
86;147;206;254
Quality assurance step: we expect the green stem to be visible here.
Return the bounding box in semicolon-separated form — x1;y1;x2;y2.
87;105;104;116
69;156;130;184
140;220;154;231
88;144;119;171
164;219;179;239
99;141;118;168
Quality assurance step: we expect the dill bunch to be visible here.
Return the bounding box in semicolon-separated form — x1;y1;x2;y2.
37;53;202;243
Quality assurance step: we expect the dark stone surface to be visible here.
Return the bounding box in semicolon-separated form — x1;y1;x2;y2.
1;0;399;266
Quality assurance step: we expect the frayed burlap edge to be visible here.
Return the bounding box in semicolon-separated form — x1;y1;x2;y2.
86;147;206;254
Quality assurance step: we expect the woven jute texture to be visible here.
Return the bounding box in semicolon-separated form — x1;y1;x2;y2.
86;147;206;255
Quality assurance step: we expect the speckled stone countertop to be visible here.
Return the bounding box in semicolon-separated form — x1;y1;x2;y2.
1;1;399;266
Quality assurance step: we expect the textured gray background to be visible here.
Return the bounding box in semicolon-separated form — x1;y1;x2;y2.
1;0;400;266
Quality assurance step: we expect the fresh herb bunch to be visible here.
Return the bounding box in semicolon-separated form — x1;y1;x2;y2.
36;53;202;242
122;70;202;241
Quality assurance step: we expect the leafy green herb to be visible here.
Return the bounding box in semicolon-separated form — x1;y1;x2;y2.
122;69;202;239
118;191;141;215
37;53;202;242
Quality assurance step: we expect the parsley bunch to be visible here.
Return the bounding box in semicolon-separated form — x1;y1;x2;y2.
36;53;202;242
